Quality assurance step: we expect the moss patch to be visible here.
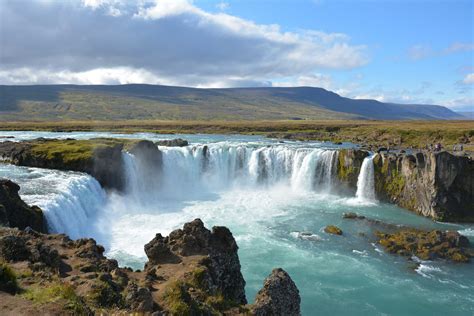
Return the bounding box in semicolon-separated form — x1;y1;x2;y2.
0;262;19;294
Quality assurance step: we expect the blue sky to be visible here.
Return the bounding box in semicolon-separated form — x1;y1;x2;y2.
0;0;473;110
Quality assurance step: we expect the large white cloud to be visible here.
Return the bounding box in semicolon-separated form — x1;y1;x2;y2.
0;0;368;86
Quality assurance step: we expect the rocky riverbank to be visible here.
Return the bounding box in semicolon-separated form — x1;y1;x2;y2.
337;149;474;222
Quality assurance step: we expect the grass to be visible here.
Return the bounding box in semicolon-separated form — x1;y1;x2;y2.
22;281;87;314
1;120;473;149
29;138;137;164
0;262;19;294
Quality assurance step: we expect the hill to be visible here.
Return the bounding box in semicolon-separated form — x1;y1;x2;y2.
0;84;464;121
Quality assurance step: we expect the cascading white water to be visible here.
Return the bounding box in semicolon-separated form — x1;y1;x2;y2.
123;143;339;200
355;154;376;202
39;176;107;239
0;164;109;240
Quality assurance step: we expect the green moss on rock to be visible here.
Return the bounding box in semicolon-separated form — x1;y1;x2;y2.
324;225;343;235
0;262;19;294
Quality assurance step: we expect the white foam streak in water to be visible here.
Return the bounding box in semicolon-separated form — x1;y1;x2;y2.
355;154;376;202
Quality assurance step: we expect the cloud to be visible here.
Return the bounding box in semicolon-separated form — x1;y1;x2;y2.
408;44;433;61
272;74;333;89
463;73;474;85
440;97;474;111
443;42;474;54
0;0;368;86
407;42;474;61
216;2;230;11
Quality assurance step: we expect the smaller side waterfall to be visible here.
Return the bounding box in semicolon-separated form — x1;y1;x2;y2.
355;154;376;202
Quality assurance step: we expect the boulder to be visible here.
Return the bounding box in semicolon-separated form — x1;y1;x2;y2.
324;225;343;235
156;138;189;147
125;282;153;312
252;268;300;316
0;179;46;232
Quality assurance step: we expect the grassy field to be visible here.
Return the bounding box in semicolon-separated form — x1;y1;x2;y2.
1;120;473;150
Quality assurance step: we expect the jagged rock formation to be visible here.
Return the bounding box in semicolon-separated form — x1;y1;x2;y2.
144;218;247;305
252;268;301;316
372;151;474;221
0;218;301;315
0;179;45;232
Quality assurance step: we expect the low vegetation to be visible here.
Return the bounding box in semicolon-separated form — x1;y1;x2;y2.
0;262;19;294
22;281;88;314
1;120;473;150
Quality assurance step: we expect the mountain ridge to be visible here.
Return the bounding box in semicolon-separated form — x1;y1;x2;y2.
0;84;464;121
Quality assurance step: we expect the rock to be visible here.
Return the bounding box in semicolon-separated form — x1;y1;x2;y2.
125;282;153;312
372;151;474;221
0;179;46;232
0;235;30;262
342;212;365;220
0;139;126;191
144;233;181;264
156;138;189;147
91;143;126;191
375;229;471;263
145;219;247;304
324;225;343;235
251;268;300;316
336;149;369;193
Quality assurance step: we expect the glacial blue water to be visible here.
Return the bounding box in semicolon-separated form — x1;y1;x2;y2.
1;131;473;315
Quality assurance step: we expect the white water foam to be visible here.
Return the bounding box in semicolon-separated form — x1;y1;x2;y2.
355;154;376;202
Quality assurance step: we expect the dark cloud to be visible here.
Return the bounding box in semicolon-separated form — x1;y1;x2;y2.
0;0;368;86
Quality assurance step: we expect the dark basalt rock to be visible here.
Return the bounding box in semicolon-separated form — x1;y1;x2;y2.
0;179;46;232
156;138;189;147
372;151;474;221
145;218;247;304
252;268;301;316
124;282;154;312
91;144;126;191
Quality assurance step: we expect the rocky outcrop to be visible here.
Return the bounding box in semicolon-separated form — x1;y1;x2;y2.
156;138;189;147
336;149;369;193
0;179;45;232
145;218;246;304
372;151;474;221
0;219;301;315
375;229;472;263
336;149;473;222
252;268;301;316
0;139;126;191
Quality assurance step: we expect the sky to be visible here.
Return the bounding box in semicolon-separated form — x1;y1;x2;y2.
0;0;473;111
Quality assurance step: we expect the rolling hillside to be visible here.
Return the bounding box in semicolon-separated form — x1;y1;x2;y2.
0;84;464;121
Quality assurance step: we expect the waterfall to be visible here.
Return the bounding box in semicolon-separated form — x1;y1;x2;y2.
39;175;108;239
355;154;376;202
122;143;339;200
